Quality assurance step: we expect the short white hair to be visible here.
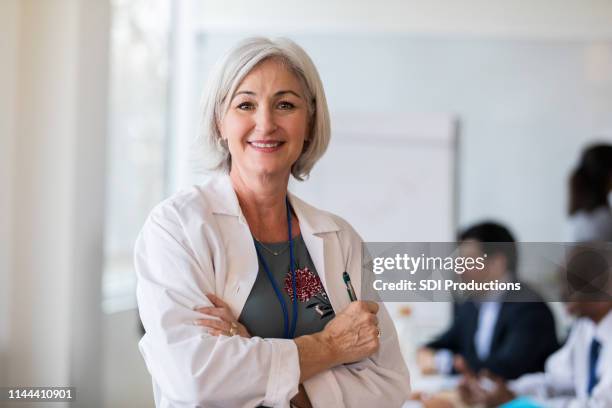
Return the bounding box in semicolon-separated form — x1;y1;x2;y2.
194;37;331;181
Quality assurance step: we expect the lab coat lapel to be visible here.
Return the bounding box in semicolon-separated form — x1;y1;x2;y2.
289;194;348;314
208;175;259;318
225;220;259;318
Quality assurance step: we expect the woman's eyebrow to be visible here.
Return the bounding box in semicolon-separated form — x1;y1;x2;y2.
274;90;302;98
233;89;303;98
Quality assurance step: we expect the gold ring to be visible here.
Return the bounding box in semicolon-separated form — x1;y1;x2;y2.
229;322;238;336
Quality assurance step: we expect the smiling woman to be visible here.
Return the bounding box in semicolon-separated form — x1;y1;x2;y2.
196;37;329;182
135;37;411;408
220;58;311;183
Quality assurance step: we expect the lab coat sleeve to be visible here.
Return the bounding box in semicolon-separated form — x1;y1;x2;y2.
565;374;612;408
303;303;411;408
302;215;411;408
135;204;300;408
521;368;612;408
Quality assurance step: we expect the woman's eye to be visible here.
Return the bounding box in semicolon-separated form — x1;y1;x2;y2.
237;102;254;111
277;101;295;110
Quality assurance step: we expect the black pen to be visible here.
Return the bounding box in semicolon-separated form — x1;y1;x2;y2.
342;272;357;301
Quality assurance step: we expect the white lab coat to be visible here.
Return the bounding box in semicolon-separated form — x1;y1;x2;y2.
135;174;411;408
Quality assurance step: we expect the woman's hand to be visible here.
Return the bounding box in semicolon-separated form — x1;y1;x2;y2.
293;301;380;382
320;301;380;365
194;294;251;338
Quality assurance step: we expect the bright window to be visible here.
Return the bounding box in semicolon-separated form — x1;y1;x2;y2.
103;0;171;313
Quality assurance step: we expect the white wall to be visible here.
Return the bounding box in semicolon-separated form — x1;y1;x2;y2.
1;1;109;406
195;0;612;39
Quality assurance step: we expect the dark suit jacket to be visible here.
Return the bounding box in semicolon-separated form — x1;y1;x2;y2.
426;283;559;380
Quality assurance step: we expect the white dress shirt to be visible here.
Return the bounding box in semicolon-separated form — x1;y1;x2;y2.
508;309;612;408
474;301;502;360
135;175;411;408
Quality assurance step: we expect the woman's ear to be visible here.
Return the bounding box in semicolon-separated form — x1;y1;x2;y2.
218;136;228;148
216;118;223;136
301;136;312;153
216;120;228;146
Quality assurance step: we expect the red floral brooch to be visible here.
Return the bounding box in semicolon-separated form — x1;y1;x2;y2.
284;266;325;302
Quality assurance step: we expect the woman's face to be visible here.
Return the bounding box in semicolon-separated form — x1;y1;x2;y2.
220;58;310;179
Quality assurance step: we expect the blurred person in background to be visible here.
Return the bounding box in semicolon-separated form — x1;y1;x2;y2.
454;148;612;406
458;298;612;407
567;143;612;242
417;222;559;380
135;37;410;408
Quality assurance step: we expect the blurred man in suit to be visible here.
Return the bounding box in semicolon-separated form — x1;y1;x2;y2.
458;244;612;407
458;301;612;407
417;222;559;380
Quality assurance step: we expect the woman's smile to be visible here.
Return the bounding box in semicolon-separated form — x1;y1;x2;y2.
247;139;286;152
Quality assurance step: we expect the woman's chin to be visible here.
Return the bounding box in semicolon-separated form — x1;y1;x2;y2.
243;160;291;177
245;165;290;180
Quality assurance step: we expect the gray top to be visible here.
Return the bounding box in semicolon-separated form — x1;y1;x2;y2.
239;235;335;339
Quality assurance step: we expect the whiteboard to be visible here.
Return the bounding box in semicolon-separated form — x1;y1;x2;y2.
290;112;457;242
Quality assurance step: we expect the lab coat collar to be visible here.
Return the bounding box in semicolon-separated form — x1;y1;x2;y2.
207;173;341;235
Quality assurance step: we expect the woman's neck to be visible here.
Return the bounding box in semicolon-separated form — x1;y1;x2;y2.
230;168;299;242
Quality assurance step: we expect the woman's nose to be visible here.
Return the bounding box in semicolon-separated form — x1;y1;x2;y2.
254;106;278;134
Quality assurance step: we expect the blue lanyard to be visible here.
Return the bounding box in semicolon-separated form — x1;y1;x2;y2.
254;196;298;339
